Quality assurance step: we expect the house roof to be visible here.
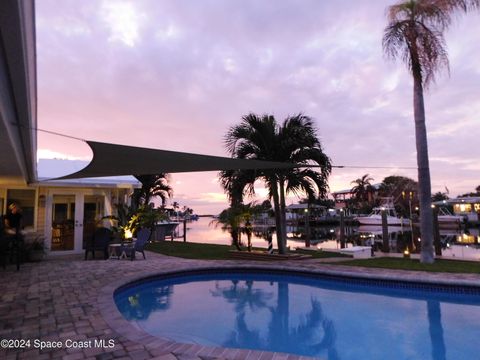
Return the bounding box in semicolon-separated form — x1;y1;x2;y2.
433;197;480;205
36;159;140;188
0;0;37;183
286;203;325;210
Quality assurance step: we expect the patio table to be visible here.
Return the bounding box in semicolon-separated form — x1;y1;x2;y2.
108;243;126;259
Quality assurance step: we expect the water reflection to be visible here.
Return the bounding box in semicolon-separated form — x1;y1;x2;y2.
211;279;273;312
185;217;480;259
427;300;446;360
212;280;339;358
116;285;172;320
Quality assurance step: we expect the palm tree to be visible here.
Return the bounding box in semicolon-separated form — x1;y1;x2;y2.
276;116;332;246
223;113;331;254
382;0;478;263
211;201;259;250
133;174;173;208
351;174;375;206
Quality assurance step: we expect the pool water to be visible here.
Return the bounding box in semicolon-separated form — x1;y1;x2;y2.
114;272;480;359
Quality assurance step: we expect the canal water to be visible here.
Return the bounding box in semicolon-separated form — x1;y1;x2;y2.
177;217;480;260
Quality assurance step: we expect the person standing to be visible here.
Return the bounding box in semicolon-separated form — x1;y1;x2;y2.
2;203;24;270
4;203;22;235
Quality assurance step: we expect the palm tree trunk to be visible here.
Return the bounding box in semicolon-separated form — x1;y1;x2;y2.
413;72;435;263
144;192;151;207
279;178;288;252
271;180;286;254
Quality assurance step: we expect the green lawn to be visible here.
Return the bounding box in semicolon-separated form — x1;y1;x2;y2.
146;241;235;260
146;241;480;274
146;241;349;260
334;257;480;274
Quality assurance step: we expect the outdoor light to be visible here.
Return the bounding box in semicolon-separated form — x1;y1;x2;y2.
431;204;435;208
403;249;410;258
418;237;421;242
124;229;133;239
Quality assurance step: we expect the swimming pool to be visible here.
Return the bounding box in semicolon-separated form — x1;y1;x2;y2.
114;269;480;359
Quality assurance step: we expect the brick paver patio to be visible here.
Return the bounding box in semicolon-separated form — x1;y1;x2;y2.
1;251;479;360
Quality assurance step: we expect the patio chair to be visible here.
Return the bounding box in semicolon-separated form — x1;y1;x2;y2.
84;227;113;260
122;228;151;260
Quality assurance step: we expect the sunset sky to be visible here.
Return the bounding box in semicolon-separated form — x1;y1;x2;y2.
35;0;480;214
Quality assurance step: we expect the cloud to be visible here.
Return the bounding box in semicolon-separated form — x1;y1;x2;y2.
35;0;480;212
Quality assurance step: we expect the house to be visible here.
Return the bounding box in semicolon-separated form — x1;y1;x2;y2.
285;203;326;222
433;197;480;223
331;189;354;209
331;184;381;210
0;1;138;255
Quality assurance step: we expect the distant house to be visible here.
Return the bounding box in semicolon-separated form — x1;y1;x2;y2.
331;184;381;210
331;189;354;209
0;2;138;255
433;197;480;223
285;203;326;222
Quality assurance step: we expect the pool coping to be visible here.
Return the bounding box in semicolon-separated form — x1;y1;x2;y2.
98;262;480;360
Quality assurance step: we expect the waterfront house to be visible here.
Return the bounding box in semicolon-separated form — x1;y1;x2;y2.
434;197;480;223
285;203;326;223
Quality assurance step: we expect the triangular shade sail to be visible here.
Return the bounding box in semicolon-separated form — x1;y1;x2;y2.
54;141;297;180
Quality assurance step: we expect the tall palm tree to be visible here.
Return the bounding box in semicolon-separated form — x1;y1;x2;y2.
133;174;173;207
382;0;478;263
223;113;331;254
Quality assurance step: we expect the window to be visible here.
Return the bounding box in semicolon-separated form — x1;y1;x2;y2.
6;189;36;229
455;203;472;213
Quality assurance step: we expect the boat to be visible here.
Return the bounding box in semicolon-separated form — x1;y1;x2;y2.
354;205;410;226
151;221;180;241
414;207;465;229
357;225;405;233
436;207;465;228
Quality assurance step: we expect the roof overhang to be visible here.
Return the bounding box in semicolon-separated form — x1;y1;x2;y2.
434;197;480;205
53;141;297;180
35;178;140;189
0;0;37;183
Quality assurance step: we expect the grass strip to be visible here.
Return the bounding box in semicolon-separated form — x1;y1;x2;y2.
148;241;351;260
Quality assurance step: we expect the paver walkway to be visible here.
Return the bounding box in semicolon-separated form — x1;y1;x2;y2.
1;251;479;360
